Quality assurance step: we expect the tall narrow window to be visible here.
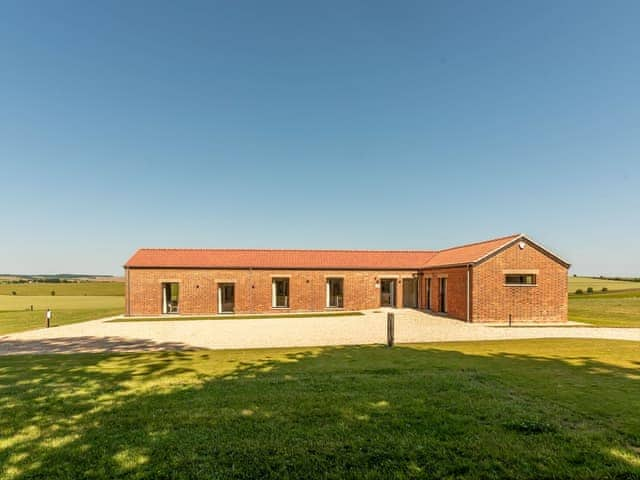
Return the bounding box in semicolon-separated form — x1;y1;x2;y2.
326;278;344;308
439;278;447;313
272;278;289;308
426;278;432;310
162;283;179;314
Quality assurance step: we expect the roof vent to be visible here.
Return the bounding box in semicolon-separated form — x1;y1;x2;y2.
518;241;526;250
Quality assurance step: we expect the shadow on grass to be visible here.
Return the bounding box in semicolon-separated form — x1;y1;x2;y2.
0;336;191;354
1;341;640;478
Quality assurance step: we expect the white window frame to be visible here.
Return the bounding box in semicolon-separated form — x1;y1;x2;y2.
326;278;344;308
272;278;290;308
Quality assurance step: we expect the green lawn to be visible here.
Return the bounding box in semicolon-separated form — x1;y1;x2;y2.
0;281;124;296
112;311;364;322
568;276;640;293
0;308;124;335
569;289;640;327
2;339;640;479
0;283;125;335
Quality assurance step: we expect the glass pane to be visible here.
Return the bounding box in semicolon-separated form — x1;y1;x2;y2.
328;279;343;307
274;279;289;307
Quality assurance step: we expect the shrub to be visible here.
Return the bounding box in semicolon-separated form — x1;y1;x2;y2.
602;287;608;292
11;291;16;296
587;287;594;294
575;289;584;294
51;290;56;296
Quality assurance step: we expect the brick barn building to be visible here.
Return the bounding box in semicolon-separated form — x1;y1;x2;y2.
124;234;569;322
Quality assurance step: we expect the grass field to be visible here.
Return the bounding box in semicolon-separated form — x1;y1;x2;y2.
569;289;640;327
0;281;124;296
0;283;124;335
568;276;639;293
1;339;640;479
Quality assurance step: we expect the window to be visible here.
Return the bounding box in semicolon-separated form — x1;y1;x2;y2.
426;278;432;310
272;278;289;308
505;274;537;285
162;283;179;314
326;278;344;308
380;279;396;307
439;277;447;313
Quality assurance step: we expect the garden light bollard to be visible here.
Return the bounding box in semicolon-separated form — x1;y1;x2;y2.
387;312;395;347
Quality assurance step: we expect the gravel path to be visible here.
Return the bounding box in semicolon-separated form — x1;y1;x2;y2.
2;309;640;355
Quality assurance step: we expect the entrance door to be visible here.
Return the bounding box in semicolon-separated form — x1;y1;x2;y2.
439;278;447;313
402;278;418;308
218;283;235;313
380;279;396;307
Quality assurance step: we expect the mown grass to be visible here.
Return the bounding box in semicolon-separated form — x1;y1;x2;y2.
0;308;124;335
569;289;640;327
0;295;124;312
0;281;124;296
112;311;364;322
0;283;124;335
568;276;639;293
1;339;640;479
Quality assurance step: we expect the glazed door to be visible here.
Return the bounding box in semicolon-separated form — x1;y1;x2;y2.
380;279;396;307
402;278;418;308
218;284;235;313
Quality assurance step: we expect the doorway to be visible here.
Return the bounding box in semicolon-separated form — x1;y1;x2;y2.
380;279;396;307
162;283;179;314
218;283;235;313
402;278;418;308
439;277;447;313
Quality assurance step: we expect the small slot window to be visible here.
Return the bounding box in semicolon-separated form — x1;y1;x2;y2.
505;274;537;285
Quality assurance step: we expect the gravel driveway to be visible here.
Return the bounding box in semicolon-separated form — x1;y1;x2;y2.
2;309;640;355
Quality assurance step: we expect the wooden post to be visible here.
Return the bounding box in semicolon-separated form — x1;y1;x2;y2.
387;312;395;347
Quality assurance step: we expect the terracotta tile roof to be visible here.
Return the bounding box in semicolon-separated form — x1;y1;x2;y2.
124;234;523;270
125;248;438;269
422;234;522;268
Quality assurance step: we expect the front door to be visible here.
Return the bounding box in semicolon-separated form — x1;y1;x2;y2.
380;279;396;307
218;283;235;313
402;278;418;308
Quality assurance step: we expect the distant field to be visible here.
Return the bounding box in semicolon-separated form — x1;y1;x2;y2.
0;295;124;312
0;281;124;296
568;276;639;293
0;308;124;335
569;289;640;327
0;282;124;335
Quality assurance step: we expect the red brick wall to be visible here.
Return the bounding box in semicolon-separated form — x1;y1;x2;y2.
125;239;568;321
126;268;418;315
471;239;568;322
419;266;469;321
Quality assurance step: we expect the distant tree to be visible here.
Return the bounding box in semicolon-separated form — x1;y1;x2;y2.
575;289;584;295
11;291;16;296
602;287;608;292
587;287;594;294
51;290;56;296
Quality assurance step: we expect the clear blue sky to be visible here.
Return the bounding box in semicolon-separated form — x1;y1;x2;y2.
1;1;638;276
